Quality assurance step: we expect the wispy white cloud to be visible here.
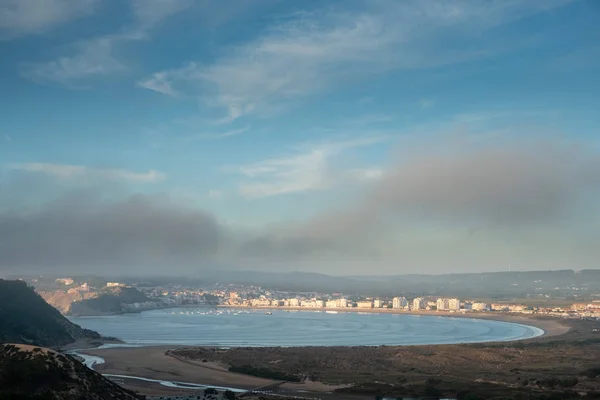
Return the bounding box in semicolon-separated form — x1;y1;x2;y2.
183;125;251;141
0;0;98;39
419;99;436;109
359;96;375;104
138;72;180;97
208;189;223;199
236;136;386;198
129;0;192;33
9;163;166;183
21;37;123;86
345;114;393;126
211;126;250;139
20;0;192;85
139;0;571;120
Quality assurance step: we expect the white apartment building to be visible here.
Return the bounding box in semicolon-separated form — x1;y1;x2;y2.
356;300;373;309
373;299;384;308
448;298;461;310
326;298;349;308
106;282;124;288
250;298;272;307
392;297;408;309
436;298;450;310
413;297;426;310
56;278;74;285
288;298;300;307
472;302;489;311
336;298;348;308
74;282;89;292
300;299;324;308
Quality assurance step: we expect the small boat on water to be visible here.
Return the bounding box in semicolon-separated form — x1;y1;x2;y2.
265;312;273;315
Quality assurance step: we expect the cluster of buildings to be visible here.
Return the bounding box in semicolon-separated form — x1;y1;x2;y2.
29;276;600;321
227;293;481;312
220;293;600;320
66;282;90;294
571;302;600;312
143;287;221;307
220;291;600;318
106;282;127;288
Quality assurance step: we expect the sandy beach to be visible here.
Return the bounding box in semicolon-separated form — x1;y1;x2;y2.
82;345;356;397
84;345;274;390
409;311;571;337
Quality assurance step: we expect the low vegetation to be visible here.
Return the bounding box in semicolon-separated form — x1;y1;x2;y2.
0;344;143;399
0;279;100;347
228;364;301;382
172;318;600;399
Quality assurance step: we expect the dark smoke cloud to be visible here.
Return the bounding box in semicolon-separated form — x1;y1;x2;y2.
1;135;600;274
233;138;600;271
368;142;596;224
0;195;221;271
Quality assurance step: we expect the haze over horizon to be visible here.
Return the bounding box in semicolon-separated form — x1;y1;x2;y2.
1;0;599;276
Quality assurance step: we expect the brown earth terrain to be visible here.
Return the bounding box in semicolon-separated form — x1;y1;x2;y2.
0;344;142;400
78;316;600;399
38;290;99;314
170;318;600;399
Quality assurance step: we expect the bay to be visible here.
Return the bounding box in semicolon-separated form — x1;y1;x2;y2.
70;307;543;347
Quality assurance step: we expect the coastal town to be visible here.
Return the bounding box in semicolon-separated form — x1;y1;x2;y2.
194;289;600;319
27;276;600;320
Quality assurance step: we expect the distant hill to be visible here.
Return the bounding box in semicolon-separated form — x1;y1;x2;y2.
221;269;600;299
0;279;100;347
38;284;156;316
108;269;600;300
23;268;600;301
68;286;153;316
0;344;142;400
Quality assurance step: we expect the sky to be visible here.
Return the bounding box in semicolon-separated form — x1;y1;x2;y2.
1;0;599;276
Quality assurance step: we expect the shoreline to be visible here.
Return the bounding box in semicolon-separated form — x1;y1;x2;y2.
72;312;574;398
68;303;571;339
58;337;125;352
79;345;276;395
215;305;569;338
79;345;355;398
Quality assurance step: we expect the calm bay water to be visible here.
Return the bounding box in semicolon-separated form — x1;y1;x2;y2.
70;307;543;346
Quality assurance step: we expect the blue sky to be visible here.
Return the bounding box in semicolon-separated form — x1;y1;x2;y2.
1;0;599;275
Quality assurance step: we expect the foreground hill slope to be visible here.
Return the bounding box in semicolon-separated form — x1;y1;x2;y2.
0;344;142;400
0;279;99;347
